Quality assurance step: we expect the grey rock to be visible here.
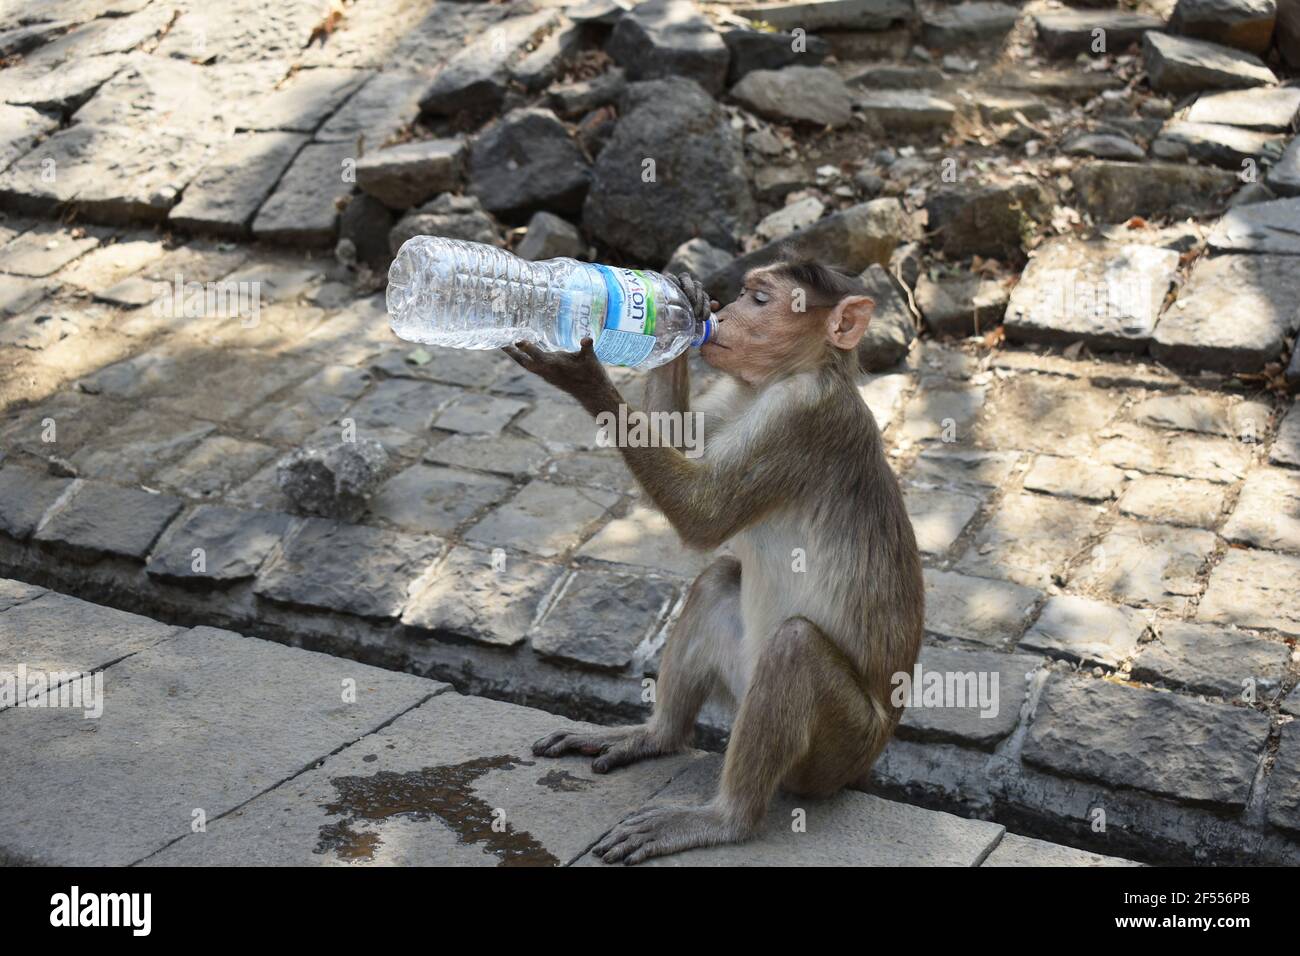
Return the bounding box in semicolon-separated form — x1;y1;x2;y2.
857;90;956;131
1199;548;1300;635
169;132;308;238
1268;722;1300;832
532;569;675;670
251;141;355;247
1132;620;1289;698
276;439;391;521
583;77;754;263
152;435;277;498
755;195;825;241
255;517;442;619
389;193;502;255
1208;196;1300;253
0;104;58;175
925;178;1050;260
1155;120;1283;169
0;625;438;865
1266;136;1300;197
33;481;181;562
146;506;292;585
0;466;71;540
0;20;71;57
1023;455;1126;501
0;223;99;277
1282;0;1300;67
722;28;829;84
547;68;626;119
922;2;1018;49
856;263;915;371
897;643;1040;749
316;69;427;145
606;0;729;95
1020;595;1148;668
730;66;854;128
467;109;591;222
1117;474;1227;527
922;568;1040;646
1222;467;1300;553
955;492;1101;589
849;63;945;88
0;578;45;612
1169;0;1277;55
1071;160;1236;221
1033;10;1164;58
915;274;1008;337
1131;393;1271;438
1024;674;1269;807
752;164;809;202
237;67;369;133
466;480;620;558
401;546;564;647
512;17;584;92
1071;519;1218;613
1151;254;1300;371
1143;32;1277;94
0;53;127;114
339;194;396;271
1273;402;1300;464
1186;86;1300;129
710;197;906;301
420;9;562;116
903;487;981;554
1004;240;1180;351
1062;132;1145;161
356;138;465;211
516;211;587;261
664;237;734;279
367;464;511;536
736;0;916;32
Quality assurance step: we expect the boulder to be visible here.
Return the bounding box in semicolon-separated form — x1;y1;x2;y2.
356;138;465;211
388;193;502;255
924;179;1051;260
915;273;1009;336
730;66;854;128
1154;120;1284;168
1033;10;1165;58
856;90;956;131
921;2;1019;50
339;195;396;271
735;0;916;32
276;439;390;521
664;238;735;280
547;68;626;119
583;77;754;263
466;108;591;223
606;0;729;95
723;28;830;84
1072;161;1237;221
1266;137;1300;196
516;211;588;260
1143;32;1277;93
1169;0;1277;55
856;264;915;371
1185;86;1300;129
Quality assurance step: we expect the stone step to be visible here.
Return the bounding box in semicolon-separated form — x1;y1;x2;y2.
0;580;1137;867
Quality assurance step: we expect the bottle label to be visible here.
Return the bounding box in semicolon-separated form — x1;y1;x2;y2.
591;265;657;366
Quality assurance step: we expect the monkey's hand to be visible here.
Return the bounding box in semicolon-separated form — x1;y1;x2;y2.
592;804;745;865
670;272;719;323
502;338;618;415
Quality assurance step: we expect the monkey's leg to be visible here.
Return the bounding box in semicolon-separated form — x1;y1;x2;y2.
531;556;742;774
593;616;882;864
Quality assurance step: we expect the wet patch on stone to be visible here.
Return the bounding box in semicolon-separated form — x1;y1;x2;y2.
536;769;594;793
315;755;559;866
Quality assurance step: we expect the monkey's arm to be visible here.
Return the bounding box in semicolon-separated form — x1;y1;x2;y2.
503;340;801;549
642;354;689;416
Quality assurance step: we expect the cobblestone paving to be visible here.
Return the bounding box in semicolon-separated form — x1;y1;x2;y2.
0;0;1298;864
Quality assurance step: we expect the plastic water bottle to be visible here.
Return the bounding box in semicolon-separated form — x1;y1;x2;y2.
386;236;714;369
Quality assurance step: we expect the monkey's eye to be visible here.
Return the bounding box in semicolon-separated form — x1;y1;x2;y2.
752;290;770;304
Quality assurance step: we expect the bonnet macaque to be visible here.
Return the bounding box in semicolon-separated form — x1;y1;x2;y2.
503;259;923;864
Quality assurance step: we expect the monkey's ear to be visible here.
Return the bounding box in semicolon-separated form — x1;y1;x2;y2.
826;295;874;351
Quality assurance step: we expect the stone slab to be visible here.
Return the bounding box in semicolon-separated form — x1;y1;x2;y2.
956;493;1101;589
922;568;1040;647
146;691;695;866
169;132;308;238
982;832;1143;866
33;481;181;562
531;569;676;671
576;754;1006;866
1024;674;1270;807
1199;547;1300;635
0;626;442;865
1020;595;1149;668
466;481;620;558
897;642;1039;749
1069;518;1216;612
0;466;71;540
1208;197;1300;254
1131;620;1289;698
251;141;355;247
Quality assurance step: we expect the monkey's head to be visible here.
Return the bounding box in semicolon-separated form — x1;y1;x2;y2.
702;260;875;387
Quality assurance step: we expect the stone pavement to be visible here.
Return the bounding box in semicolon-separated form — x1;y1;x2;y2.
0;579;1139;866
0;0;1298;865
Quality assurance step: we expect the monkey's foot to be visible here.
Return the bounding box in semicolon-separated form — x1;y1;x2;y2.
592;805;743;865
531;725;671;774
